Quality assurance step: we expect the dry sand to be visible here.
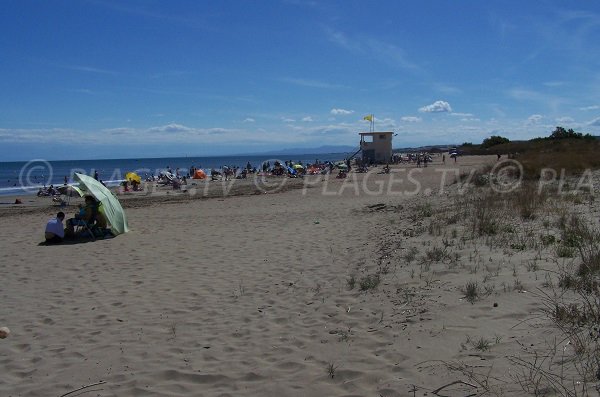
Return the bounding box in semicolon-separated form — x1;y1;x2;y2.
1;155;596;396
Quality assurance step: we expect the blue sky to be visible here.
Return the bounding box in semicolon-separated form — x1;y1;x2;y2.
1;0;600;160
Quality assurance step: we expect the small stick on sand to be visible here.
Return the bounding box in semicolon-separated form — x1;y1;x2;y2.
58;381;106;397
432;380;478;396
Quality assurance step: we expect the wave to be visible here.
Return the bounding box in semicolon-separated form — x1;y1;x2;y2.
0;180;126;197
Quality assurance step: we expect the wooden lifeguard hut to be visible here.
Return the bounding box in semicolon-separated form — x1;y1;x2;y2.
357;114;393;164
359;131;393;164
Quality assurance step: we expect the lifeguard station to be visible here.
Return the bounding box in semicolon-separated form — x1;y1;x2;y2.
359;131;393;164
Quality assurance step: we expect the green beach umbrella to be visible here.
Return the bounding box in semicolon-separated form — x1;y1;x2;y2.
74;173;129;235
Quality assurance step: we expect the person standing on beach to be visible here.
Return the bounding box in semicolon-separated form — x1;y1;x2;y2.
94;170;99;180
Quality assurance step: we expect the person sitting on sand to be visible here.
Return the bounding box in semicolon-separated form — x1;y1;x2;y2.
45;211;65;244
65;195;107;237
210;169;221;181
336;170;347;179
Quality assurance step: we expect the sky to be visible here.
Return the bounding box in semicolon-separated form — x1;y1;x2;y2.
1;0;600;161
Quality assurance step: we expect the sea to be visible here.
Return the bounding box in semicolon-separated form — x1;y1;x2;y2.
0;153;349;196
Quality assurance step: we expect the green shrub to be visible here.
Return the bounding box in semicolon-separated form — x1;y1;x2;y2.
463;281;479;304
359;274;380;291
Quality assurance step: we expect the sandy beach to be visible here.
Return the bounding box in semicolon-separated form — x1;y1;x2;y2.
1;155;598;396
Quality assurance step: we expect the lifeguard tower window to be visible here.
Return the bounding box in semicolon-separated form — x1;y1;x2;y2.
363;135;373;143
379;134;386;140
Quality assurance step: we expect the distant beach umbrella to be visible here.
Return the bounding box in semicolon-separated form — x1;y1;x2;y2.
125;172;141;183
193;169;207;179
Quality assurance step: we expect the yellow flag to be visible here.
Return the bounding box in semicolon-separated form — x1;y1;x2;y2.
363;115;373;122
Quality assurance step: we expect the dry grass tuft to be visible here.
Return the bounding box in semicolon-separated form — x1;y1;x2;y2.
359;274;380;291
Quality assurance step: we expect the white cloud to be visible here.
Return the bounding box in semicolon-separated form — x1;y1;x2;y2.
555;116;574;124
363;38;418;71
507;88;562;112
450;112;474;117
147;123;192;133
419;100;452;113
527;114;543;124
327;29;354;51
299;124;355;137
376;118;397;129
206;128;229;135
282;117;295;123
401;116;422;123
580;105;600;111
0;124;317;149
330;108;354;115
302;116;313;122
103;127;135;135
60;64;116;75
326;28;418;71
0;128;80;143
243;118;255;123
589;117;600;127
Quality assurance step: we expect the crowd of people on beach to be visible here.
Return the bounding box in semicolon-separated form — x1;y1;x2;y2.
12;150;459;202
391;152;435;166
138;159;352;188
31;152;455;200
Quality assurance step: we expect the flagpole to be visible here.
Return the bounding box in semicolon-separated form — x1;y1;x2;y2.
371;114;374;132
